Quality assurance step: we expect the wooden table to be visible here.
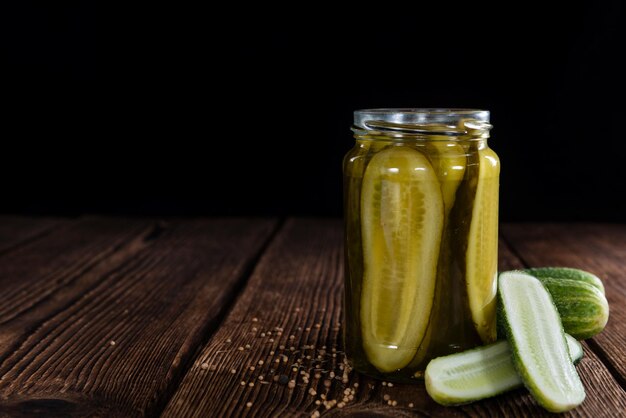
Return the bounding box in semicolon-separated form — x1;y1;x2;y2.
0;217;624;417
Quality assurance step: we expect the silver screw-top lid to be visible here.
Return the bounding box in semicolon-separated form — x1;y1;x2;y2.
353;108;491;136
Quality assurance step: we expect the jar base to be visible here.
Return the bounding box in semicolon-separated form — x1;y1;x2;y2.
348;359;426;384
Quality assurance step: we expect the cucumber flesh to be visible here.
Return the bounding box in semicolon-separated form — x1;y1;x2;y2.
360;146;444;372
525;267;605;294
425;334;583;406
466;147;500;343
567;334;584;364
498;271;585;412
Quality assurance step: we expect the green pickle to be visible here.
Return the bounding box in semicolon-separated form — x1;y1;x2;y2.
344;110;499;382
360;146;443;372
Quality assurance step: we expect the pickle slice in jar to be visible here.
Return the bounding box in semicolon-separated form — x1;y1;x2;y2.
466;147;500;343
427;141;467;215
404;142;466;371
361;146;444;372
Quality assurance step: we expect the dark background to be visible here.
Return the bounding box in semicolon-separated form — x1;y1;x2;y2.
2;3;625;221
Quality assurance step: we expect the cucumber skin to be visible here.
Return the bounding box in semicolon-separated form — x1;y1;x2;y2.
525;267;605;294
425;335;583;406
537;277;609;340
497;271;609;340
497;272;585;412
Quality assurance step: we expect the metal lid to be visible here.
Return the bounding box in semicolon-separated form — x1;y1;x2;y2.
353;108;491;136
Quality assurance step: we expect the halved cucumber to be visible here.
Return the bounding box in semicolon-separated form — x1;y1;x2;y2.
466;147;500;343
425;334;583;405
496;269;609;341
498;271;585;412
427;141;466;215
361;146;444;372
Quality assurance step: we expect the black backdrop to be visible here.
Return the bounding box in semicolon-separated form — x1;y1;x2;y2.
3;3;625;221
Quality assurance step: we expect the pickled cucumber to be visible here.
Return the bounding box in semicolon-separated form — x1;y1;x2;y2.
428;141;467;215
360;146;444;372
466;147;500;343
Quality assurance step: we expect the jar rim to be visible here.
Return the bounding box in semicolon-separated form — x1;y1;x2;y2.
354;108;489;128
352;108;491;138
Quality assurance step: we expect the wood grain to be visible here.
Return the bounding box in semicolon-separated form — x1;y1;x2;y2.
0;217;277;417
0;216;66;256
164;220;626;418
0;217;155;354
502;223;626;388
162;218;349;418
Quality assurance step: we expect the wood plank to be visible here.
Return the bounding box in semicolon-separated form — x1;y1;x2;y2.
0;216;67;255
164;220;626;417
162;218;353;418
502;223;626;388
0;217;277;417
0;217;156;356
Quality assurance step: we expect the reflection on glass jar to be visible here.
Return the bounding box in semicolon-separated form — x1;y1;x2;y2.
343;109;500;382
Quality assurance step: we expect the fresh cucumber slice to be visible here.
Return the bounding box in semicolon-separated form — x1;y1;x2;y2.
496;271;609;340
525;267;605;294
360;146;444;372
425;334;582;405
498;271;585;412
568;334;584;364
466;147;500;343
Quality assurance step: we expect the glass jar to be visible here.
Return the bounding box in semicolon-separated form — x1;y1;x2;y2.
343;109;500;382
